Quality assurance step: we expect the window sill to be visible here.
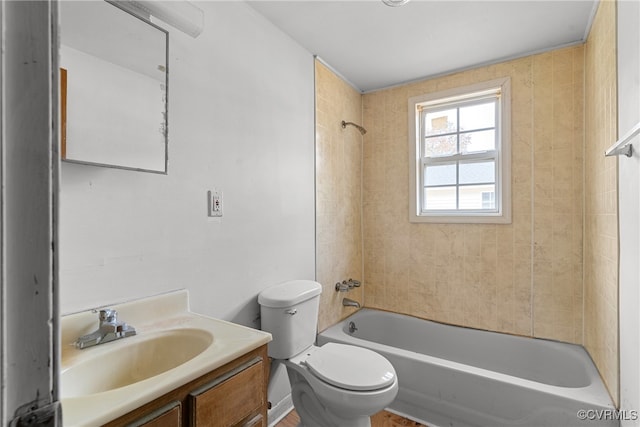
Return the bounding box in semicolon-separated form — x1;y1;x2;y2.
409;212;512;224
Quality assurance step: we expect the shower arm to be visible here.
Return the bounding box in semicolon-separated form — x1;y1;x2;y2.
341;120;367;135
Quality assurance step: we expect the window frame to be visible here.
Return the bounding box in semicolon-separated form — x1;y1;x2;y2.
409;77;511;224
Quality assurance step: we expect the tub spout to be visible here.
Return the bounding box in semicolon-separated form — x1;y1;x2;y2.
342;298;360;308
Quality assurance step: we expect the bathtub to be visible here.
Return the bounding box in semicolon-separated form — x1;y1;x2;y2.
317;309;618;427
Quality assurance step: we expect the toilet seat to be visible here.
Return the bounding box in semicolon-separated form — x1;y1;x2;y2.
304;343;396;391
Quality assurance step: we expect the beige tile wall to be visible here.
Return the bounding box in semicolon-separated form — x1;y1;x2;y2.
361;46;585;344
584;0;619;405
315;61;364;332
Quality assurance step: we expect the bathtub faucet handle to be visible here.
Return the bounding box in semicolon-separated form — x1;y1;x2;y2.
335;281;350;292
335;279;362;292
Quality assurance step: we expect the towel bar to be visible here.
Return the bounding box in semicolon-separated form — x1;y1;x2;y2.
605;121;639;157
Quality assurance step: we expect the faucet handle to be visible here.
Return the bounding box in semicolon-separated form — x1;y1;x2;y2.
348;278;361;287
99;309;117;322
335;281;350;292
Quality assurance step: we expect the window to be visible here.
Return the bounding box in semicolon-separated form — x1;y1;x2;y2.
409;78;511;223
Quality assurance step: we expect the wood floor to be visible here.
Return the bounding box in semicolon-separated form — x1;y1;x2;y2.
275;409;428;427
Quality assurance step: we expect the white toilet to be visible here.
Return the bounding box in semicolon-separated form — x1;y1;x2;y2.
258;280;398;427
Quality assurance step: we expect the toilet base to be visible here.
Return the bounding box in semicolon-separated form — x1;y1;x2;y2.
279;345;398;427
289;371;372;427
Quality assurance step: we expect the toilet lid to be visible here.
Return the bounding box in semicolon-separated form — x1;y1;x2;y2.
305;343;396;391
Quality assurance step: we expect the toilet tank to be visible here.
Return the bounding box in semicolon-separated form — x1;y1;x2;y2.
258;280;322;359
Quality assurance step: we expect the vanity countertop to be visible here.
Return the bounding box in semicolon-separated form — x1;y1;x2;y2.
60;290;271;427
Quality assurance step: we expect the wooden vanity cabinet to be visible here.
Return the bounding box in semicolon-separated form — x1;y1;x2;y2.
104;345;268;427
189;358;265;426
128;402;182;427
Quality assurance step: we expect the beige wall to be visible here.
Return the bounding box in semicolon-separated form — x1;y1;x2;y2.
584;0;619;405
361;46;585;344
315;61;364;332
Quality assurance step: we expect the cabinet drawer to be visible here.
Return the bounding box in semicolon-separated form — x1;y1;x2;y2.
241;414;263;427
129;401;181;427
189;358;264;427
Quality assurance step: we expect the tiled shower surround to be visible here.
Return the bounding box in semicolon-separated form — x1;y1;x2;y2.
315;0;618;406
362;46;585;343
315;61;365;331
584;0;618;406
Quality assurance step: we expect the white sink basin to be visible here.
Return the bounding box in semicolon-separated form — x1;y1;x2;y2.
61;328;213;398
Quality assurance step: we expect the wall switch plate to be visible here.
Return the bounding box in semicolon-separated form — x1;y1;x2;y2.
207;190;223;217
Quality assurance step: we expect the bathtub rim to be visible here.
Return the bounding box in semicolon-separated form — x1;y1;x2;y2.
317;308;616;410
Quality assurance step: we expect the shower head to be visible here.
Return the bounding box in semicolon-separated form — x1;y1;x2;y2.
341;120;367;135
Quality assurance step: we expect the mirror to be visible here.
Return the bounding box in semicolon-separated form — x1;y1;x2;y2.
60;1;168;173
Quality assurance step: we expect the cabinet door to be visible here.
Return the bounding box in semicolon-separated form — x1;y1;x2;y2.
130;401;181;427
189;358;264;427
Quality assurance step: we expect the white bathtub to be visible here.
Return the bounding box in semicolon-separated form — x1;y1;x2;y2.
317;309;618;427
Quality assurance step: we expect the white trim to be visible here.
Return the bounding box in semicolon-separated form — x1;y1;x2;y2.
1;1;59;423
582;0;600;43
267;393;294;427
363;40;584;94
314;55;363;94
408;77;511;224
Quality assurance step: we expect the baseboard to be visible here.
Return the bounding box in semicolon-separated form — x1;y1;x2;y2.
267;393;294;427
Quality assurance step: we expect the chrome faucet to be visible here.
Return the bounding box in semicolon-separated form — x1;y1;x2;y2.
342;298;361;308
335;278;362;292
75;309;136;349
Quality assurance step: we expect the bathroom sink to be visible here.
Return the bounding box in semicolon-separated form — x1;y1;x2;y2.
60;291;272;426
61;328;213;398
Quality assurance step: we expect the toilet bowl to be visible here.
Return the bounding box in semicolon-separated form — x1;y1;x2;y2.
285;343;398;427
258;280;398;427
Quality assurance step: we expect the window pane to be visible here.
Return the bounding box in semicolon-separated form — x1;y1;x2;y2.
424;134;457;157
424;163;456;186
459;184;496;210
424;108;457;136
460;129;495;153
482;191;496;209
459;101;495;131
459;161;495;184
424;186;456;210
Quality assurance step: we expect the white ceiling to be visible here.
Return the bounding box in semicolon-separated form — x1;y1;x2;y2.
247;0;598;92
